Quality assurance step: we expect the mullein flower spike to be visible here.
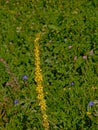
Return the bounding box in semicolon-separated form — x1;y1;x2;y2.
34;33;49;130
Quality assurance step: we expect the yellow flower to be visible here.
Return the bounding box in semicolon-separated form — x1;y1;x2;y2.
34;33;41;43
37;93;44;99
43;113;48;120
34;33;49;129
39;100;46;107
36;86;43;94
92;86;97;90
45;91;48;95
43;120;49;130
87;112;91;115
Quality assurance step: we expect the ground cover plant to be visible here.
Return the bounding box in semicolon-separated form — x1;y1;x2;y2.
0;0;98;130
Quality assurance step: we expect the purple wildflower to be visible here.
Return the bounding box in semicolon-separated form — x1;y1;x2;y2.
68;45;72;49
22;75;28;80
82;55;87;60
71;81;75;86
88;101;94;106
14;99;19;105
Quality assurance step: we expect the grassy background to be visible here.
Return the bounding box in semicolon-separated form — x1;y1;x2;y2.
0;0;98;129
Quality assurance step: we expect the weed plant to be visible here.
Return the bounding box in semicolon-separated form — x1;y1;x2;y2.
0;0;98;130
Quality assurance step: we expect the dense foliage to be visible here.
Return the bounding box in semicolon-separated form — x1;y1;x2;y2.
0;0;98;129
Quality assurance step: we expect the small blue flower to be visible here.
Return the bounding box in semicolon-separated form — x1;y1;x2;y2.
14;99;19;105
88;101;94;106
22;75;28;80
71;81;75;86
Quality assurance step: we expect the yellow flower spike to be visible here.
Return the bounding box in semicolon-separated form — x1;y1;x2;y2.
37;93;44;100
36;86;43;93
35;73;43;82
42;113;48;120
43;120;49;130
41;106;46;111
34;33;49;130
39;100;46;108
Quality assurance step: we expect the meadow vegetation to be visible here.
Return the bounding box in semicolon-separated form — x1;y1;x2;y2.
0;0;98;130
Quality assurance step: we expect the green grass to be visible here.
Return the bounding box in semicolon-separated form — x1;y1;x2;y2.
0;0;98;130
